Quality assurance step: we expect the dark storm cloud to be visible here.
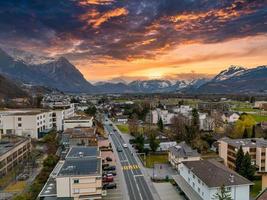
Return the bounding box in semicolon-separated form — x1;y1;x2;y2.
0;0;266;60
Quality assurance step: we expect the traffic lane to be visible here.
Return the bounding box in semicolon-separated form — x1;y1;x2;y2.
136;176;154;200
110;134;127;161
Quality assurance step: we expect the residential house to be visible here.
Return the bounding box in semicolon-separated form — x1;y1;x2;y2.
173;160;252;200
63;115;93;131
169;141;200;171
221;112;240;123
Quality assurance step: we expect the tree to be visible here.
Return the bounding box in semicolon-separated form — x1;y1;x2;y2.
185;125;197;145
157;117;164;132
240;152;255;180
149;131;160;152
243;128;248;138
212;185;233;200
235;146;244;173
170;114;189;141
232;113;256;138
128;114;139;136
135;134;145;152
192;108;199;128
85;105;97;116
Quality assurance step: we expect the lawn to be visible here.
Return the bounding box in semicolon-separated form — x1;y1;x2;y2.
251;179;262;197
141;154;169;168
251;114;267;122
116;124;129;133
4;181;26;192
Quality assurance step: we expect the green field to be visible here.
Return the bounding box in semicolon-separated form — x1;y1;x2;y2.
251;179;262;197
141;154;169;168
251;114;267;122
116;124;129;133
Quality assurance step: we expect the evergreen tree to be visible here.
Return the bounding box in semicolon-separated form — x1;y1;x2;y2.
251;125;256;138
240;152;255;180
243;128;248;138
149;132;160;152
235;146;244;173
192;108;199;128
212;185;233;200
157;117;164;132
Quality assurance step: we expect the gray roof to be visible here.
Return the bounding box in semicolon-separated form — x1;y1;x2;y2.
66;146;99;159
39;177;57;197
0;137;30;156
182;160;253;188
58;157;101;176
219;137;267;148
169;141;200;158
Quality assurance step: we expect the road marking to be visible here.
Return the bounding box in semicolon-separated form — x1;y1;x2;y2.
122;165;140;170
134;174;144;177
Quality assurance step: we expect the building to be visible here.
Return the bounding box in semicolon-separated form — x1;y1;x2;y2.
221;112;240;123
254;101;267;109
151;109;176;125
173;160;252;200
62;127;97;148
63;116;94;131
218;137;267;172
0;109;53;139
52;103;75;131
0;137;31;177
39;146;102;200
115;115;128;124
168;141;200;170
199;113;214;131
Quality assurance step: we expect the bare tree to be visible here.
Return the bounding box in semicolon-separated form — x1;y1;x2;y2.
128;114;139;137
170;114;190;141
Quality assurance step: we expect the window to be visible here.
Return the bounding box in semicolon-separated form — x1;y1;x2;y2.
73;179;79;184
18;117;22;121
73;188;79;194
198;187;200;193
18;123;22;127
226;187;231;191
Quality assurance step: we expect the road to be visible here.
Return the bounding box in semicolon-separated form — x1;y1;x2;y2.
104;118;155;200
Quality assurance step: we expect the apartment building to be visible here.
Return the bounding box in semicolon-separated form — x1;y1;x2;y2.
173;160;252;200
0;109;53;139
169;141;200;171
0;137;31;177
52;103;75;131
218;137;267;172
63;115;93;131
39;146;102;200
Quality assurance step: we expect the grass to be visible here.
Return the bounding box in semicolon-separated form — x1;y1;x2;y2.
251;114;267;122
251;179;262;197
116;124;129;133
141;154;169;168
4;181;27;192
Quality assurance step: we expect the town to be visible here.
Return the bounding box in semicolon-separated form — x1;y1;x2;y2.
0;93;267;200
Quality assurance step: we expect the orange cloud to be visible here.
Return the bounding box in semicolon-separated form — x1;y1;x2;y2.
79;0;114;5
83;8;128;28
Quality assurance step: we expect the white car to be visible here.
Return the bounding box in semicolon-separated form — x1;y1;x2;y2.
122;143;128;148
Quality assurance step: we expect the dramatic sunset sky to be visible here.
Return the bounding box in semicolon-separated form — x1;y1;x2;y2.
0;0;266;82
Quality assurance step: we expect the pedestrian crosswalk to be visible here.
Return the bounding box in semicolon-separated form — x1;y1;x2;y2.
122;165;139;170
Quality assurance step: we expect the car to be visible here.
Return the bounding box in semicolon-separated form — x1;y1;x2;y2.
102;173;113;177
123;143;128;148
103;166;116;171
103;170;116;176
103;183;117;189
113;129;117;132
106;157;112;162
102;163;109;168
102;176;114;183
117;147;122;152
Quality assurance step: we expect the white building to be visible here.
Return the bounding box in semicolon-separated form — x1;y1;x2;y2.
63;116;93;131
221;112;240;123
169;141;201;171
173;160;252;200
0;109;53;139
151;109;176;125
52;104;75;131
199;113;214;131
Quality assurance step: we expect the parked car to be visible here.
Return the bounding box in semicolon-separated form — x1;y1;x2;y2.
117;147;122;152
123;143;128;148
103;173;113;178
103;171;116;176
103;176;114;183
106;157;112;162
103;183;117;189
102;163;109;168
103;166;116;171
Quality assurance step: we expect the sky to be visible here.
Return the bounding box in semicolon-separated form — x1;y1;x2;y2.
0;0;266;82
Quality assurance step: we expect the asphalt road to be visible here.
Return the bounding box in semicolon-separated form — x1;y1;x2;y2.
104;118;154;200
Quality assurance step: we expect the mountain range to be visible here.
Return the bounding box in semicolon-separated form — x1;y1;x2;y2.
0;48;266;94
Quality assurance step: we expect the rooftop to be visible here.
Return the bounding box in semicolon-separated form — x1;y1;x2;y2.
64;115;93;121
0;109;50;116
58;157;101;176
0;137;30;156
64;127;96;138
182;160;252;188
219;137;267;148
169;141;200;158
39;177;57;197
66;146;99;159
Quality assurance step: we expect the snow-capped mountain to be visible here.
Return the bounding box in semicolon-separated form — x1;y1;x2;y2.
212;65;246;82
2;47;56;65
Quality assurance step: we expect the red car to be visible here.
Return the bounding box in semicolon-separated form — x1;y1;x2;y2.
103;176;114;183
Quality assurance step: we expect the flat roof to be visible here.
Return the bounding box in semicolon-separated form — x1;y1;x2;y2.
64;115;93;120
182;160;253;188
220;137;267;148
64;128;96;137
58;157;101;176
66;146;99;159
39;177;57;197
0;109;51;116
0;137;30;156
